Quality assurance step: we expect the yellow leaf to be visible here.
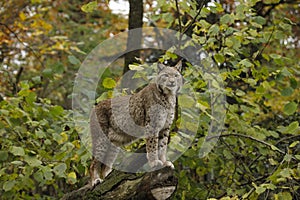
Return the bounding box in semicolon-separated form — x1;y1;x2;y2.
67;172;77;184
58;132;68;144
19;12;26;21
72;140;81;149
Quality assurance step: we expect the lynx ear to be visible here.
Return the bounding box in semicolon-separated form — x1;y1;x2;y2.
174;60;182;72
157;63;166;72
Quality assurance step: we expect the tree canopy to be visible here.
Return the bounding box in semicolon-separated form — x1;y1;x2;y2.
0;0;299;199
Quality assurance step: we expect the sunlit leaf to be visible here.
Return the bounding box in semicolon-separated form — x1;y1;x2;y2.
10;146;25;156
81;1;98;13
67;172;77;184
102;77;116;89
3;180;16;191
129;64;144;71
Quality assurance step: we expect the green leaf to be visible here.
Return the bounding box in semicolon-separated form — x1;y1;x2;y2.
274;30;285;40
178;94;195;108
255;186;266;195
49;105;64;116
42;68;53;78
220;14;233;24
162;13;173;24
11;161;24;165
208;24;220;36
10;146;25;156
68;55;81;65
32;76;42;83
214;54;225;63
289;141;299;148
264;0;280;4
235;89;245;96
283;154;293;162
225;38;234;48
81;1;98;13
261;183;276;190
239;59;254;68
252;16;266;25
290;78;298;89
53;62;65;74
33;171;44;182
24;155;42;167
3;180;16;191
283;102;297;115
42;166;53;180
25;91;37;106
280;67;292;77
53;163;67;178
285;121;299;134
102;77;116;89
270;145;280;151
281;87;294;97
279;168;291;178
274;192;292;200
0;151;8;161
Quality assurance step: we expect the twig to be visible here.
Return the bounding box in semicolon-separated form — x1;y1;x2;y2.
253;25;275;60
175;0;182;33
182;0;209;35
207;133;287;155
0;22;45;68
174;0;182;49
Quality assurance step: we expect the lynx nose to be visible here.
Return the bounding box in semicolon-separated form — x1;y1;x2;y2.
168;78;176;87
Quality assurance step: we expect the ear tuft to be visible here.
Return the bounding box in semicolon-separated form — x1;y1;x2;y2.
157;63;166;72
174;60;182;72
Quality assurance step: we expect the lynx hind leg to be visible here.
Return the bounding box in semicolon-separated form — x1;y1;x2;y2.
100;145;120;179
90;107;112;185
90;143;120;186
90;157;103;186
90;136;110;186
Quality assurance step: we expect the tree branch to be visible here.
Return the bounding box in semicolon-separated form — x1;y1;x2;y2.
62;166;177;200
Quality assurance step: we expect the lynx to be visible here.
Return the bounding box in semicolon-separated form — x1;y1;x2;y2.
89;61;183;186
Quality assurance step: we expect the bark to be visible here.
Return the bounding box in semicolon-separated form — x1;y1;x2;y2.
61;166;177;200
123;0;143;74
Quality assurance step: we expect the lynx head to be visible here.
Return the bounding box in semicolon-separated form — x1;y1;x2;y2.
156;61;183;95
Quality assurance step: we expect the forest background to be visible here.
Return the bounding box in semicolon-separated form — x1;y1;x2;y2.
0;0;299;199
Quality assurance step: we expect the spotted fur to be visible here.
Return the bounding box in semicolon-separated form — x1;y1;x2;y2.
89;61;183;186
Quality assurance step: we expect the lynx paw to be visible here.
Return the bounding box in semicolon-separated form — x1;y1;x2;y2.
91;178;103;187
149;160;164;168
164;161;174;169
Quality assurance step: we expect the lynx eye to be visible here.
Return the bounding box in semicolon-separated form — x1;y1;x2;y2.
162;74;169;78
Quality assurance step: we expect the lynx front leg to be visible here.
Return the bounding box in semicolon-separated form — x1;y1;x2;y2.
146;106;168;168
158;128;174;169
146;136;163;168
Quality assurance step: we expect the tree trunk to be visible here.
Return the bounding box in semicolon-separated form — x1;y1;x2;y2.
123;0;143;74
61;166;177;200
